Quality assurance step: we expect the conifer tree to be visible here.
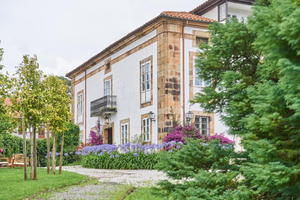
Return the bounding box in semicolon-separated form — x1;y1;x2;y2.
191;0;300;198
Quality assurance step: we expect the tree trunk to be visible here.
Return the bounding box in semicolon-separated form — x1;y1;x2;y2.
52;132;56;174
59;126;64;174
47;122;50;174
33;125;37;180
22;113;27;181
30;124;33;180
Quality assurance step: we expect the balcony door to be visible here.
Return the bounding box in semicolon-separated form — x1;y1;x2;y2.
104;80;111;96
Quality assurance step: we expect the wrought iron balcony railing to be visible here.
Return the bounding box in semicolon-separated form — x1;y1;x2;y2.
90;95;117;117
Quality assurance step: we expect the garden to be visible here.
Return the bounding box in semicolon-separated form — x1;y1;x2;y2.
1;0;300;199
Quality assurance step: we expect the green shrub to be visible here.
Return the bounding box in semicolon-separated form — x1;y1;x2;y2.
1;122;80;167
82;152;159;170
153;139;242;199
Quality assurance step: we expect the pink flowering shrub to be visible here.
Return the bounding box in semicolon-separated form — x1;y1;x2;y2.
201;133;235;145
163;124;234;147
164;124;200;143
89;130;103;145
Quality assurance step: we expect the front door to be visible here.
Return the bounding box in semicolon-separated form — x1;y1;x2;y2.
108;128;113;144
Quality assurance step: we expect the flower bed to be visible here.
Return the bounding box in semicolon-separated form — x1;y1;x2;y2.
78;143;173;170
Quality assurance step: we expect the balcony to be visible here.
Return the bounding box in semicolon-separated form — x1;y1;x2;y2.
90;95;117;117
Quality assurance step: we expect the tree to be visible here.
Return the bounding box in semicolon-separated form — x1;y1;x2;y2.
0;47;14;137
192;0;300;198
11;55;45;180
57;76;71;95
43;75;70;174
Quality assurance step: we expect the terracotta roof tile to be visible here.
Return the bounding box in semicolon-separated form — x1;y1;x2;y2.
190;0;211;13
161;11;214;22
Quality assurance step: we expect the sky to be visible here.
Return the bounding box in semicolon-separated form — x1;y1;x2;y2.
0;0;206;77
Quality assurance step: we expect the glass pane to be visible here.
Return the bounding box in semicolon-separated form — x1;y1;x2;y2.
142;83;145;91
142;65;145;74
147;134;149;141
146;72;149;81
142;73;145;82
146;63;150;72
147;81;150;90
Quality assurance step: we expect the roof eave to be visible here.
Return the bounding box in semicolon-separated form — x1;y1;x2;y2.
66;15;213;78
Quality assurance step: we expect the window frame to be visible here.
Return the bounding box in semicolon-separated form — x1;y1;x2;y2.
195;116;210;135
193;58;210;87
196;37;209;45
219;3;227;22
104;79;111;96
141;61;151;103
142;118;150;142
77;93;83;116
121;123;129;145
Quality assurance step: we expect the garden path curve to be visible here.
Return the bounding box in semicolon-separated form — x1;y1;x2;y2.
62;165;168;187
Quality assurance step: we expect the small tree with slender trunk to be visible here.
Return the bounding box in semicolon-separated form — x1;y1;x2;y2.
11;54;45;180
43;75;70;174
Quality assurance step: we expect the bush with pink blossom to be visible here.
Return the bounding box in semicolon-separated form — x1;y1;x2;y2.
163;124;234;146
89;130;103;146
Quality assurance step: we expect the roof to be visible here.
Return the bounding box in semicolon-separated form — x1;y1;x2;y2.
161;11;214;23
66;11;214;77
190;0;255;15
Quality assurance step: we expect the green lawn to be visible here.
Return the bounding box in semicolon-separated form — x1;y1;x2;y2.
0;167;88;200
125;187;162;200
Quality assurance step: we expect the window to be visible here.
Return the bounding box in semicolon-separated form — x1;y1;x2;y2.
196;37;209;45
141;61;151;103
195;116;209;135
219;3;227;21
106;62;110;71
194;59;210;87
121;124;128;144
142;118;150;142
104;58;112;74
77;93;83;116
79;133;82;143
104;79;111;96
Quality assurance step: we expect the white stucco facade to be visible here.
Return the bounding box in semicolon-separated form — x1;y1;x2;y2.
69;1;255;145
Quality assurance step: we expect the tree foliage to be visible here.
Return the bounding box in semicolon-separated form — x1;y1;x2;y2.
43;75;70;174
0;47;14;137
172;0;300;198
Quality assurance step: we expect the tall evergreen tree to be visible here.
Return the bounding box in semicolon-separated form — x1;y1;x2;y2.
192;0;300;198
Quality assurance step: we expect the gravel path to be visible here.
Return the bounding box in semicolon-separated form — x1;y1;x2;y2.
38;166;168;200
62;165;168;187
47;182;123;200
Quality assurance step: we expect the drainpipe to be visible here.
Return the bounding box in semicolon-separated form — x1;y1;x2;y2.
85;70;87;144
182;21;187;122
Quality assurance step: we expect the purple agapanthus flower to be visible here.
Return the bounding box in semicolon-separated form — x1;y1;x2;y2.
110;154;114;158
133;153;138;157
64;153;68;156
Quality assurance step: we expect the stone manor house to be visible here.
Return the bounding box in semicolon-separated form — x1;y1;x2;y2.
66;0;255;145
